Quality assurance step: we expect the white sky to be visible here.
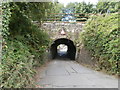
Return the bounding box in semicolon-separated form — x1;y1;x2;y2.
58;0;99;6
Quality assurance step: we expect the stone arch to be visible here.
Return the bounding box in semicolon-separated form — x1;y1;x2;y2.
50;38;76;60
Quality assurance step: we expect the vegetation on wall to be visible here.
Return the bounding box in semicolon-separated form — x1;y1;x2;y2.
81;13;120;75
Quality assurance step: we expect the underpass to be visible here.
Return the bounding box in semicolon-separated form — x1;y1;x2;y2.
50;38;76;60
35;21;118;88
35;34;118;88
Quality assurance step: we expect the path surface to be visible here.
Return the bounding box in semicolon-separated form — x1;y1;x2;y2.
35;60;118;88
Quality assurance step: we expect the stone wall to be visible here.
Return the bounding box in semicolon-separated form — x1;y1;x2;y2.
76;44;97;68
41;22;84;42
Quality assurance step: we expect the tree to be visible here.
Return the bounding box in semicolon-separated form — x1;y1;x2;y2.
52;2;64;13
97;0;119;13
76;2;96;14
1;2;52;88
46;2;64;21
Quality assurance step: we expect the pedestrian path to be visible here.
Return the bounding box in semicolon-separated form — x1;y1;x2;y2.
35;60;118;88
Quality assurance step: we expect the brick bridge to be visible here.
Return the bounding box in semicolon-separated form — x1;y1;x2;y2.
41;22;85;60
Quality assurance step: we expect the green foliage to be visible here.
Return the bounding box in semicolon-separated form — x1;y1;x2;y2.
46;2;64;21
97;1;119;13
1;40;35;88
26;2;53;23
65;2;97;14
1;2;52;88
64;2;97;22
2;3;11;39
81;13;120;74
65;2;77;11
52;2;64;13
9;3;32;36
65;1;119;14
76;2;97;14
9;2;53;25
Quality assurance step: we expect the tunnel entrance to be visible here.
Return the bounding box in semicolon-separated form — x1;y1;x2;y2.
50;38;76;60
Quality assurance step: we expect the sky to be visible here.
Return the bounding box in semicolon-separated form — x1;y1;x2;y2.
58;0;99;6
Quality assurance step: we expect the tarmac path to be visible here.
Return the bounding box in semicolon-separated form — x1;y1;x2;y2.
35;59;118;88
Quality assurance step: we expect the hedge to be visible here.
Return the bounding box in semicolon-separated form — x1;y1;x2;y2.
81;13;120;75
1;2;50;88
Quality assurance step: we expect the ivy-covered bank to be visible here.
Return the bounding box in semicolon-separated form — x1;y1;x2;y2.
81;13;120;75
1;2;52;88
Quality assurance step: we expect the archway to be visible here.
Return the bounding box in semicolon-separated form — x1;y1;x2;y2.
50;38;76;60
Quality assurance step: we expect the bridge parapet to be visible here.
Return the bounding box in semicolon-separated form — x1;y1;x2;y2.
42;22;85;42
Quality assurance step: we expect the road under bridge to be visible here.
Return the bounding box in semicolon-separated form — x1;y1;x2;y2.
34;22;118;88
41;22;84;60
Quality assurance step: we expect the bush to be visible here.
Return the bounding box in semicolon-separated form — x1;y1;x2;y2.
81;13;120;74
1;40;35;88
1;26;50;88
1;2;51;88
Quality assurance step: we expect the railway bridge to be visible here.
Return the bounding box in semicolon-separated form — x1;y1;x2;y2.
35;14;118;88
42;22;85;60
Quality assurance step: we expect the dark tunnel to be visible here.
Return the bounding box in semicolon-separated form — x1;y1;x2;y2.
50;38;76;60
